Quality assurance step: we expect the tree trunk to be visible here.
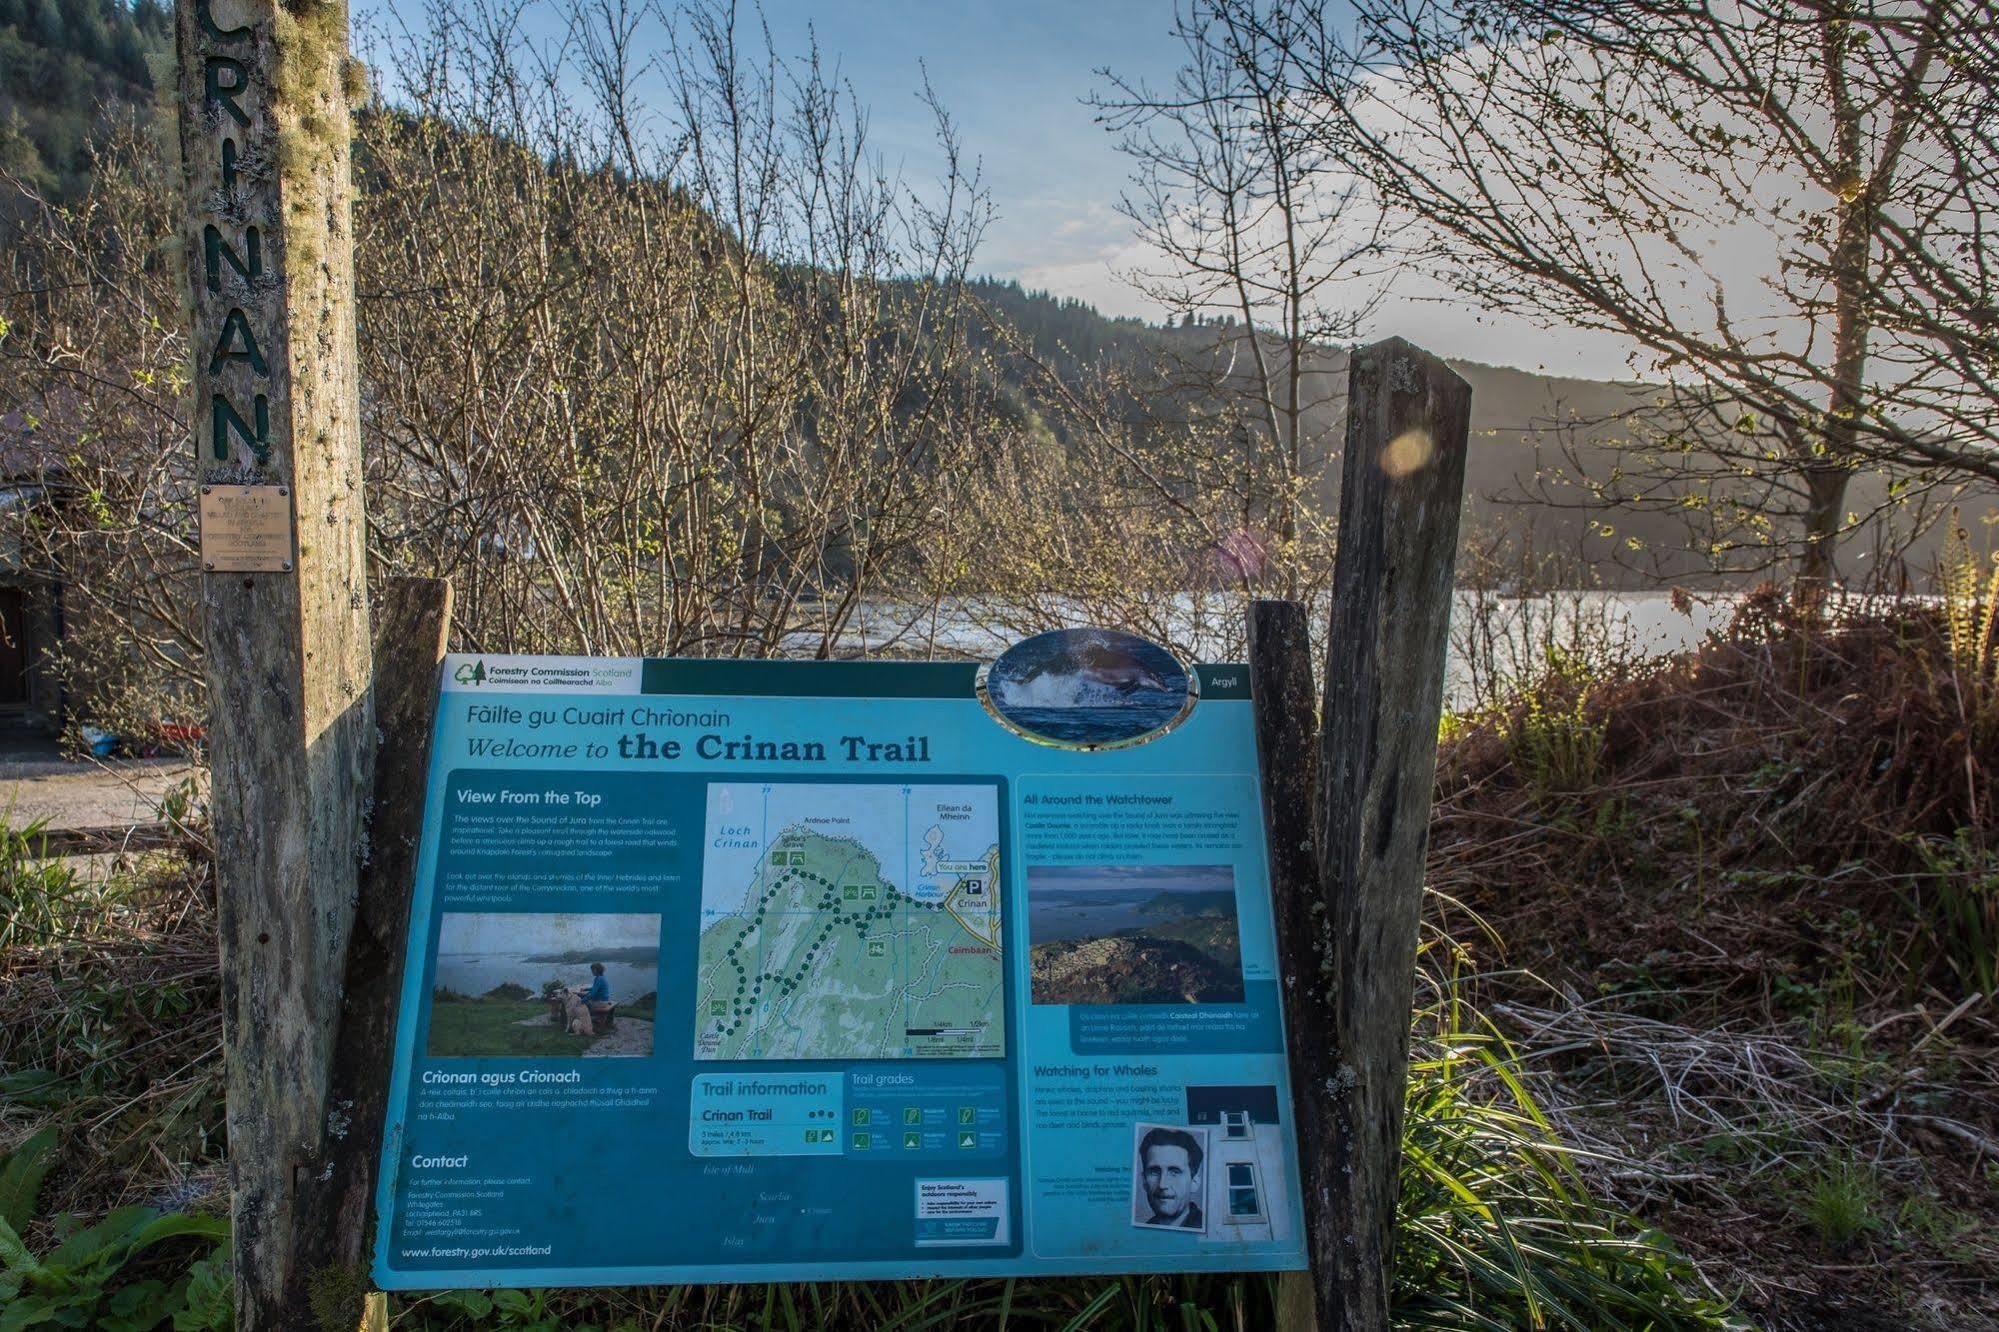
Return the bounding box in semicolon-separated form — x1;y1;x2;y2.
1799;463;1852;601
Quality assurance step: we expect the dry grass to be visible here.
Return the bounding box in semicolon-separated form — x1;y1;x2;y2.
0;847;226;1234
1429;592;1999;1329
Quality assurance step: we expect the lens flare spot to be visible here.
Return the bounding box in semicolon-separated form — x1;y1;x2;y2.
1380;430;1434;478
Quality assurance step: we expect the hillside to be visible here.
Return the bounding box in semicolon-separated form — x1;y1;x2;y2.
1028;931;1244;1006
0;0;169;213
969;283;1998;587
16;11;1988;591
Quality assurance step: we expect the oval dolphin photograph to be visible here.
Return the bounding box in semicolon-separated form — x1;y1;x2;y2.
979;627;1196;750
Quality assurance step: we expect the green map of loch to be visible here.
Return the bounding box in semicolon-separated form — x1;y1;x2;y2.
693;782;1003;1060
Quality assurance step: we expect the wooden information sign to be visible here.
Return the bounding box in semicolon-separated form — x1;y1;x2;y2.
198;484;293;572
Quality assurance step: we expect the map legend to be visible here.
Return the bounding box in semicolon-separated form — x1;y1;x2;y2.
844;1067;1007;1160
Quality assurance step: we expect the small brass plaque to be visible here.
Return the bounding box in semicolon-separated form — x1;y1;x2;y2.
199;485;293;573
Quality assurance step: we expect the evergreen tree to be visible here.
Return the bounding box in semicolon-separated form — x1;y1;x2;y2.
24;0;62;48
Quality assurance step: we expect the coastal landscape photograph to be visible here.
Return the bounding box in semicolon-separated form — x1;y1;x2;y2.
1027;864;1244;1005
426;912;660;1058
981;628;1193;749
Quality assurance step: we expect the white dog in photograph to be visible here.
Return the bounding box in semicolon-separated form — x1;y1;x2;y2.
561;991;593;1038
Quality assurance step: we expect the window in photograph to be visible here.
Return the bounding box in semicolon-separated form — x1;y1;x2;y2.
1221;1109;1252;1140
1226;1162;1262;1219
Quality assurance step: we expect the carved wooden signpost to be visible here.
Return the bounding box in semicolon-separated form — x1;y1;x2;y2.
175;0;375;1326
174;7;1470;1331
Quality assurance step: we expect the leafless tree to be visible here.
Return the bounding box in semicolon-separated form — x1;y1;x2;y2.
1205;0;1999;591
0;0;1026;738
0;117;201;741
1086;0;1386;604
351;0;1004;659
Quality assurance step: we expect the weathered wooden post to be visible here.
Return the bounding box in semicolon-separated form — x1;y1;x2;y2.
1253;337;1472;1332
174;1;373;1325
1248;599;1324;1332
289;578;452;1330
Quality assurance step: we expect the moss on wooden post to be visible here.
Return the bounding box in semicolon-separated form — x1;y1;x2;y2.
173;1;373;1325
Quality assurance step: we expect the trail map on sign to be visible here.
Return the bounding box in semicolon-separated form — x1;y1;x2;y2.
694;782;1003;1060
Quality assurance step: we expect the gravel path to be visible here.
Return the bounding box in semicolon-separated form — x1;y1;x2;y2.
583;1018;654;1057
0;757;194;830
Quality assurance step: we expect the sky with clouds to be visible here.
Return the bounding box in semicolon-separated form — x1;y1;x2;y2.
354;0;1647;379
438;911;660;955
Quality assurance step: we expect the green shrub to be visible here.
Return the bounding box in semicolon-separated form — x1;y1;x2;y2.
1391;984;1738;1330
1904;830;1999;996
1499;650;1608;797
0;1127;231;1331
1803;1160;1878;1247
0;818;101;950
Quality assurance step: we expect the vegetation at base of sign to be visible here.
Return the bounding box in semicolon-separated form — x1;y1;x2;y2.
0;1127;231;1331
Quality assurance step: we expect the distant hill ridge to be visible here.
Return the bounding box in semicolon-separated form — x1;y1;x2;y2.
21;12;1979;586
961;280;1990;585
0;0;170;210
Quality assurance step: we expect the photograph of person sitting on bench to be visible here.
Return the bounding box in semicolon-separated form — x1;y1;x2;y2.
425;911;658;1058
575;962;613;1029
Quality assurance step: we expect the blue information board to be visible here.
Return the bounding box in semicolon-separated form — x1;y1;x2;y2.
374;641;1308;1288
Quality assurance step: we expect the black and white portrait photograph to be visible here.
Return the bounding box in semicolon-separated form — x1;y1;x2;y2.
1130;1122;1208;1234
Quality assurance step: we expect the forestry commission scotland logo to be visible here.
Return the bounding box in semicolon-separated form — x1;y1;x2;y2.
443;655;643;694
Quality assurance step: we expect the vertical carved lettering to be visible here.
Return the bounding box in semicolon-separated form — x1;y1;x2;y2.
194;0;250;43
204;225;263;292
212;393;270;463
206;57;250;127
209;309;269;375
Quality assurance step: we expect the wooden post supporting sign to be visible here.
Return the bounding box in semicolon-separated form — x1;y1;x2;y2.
1253;337;1473;1332
174;1;374;1324
290;578;453;1330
